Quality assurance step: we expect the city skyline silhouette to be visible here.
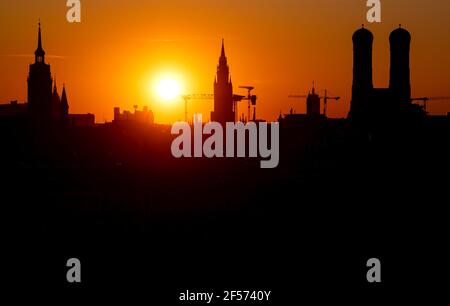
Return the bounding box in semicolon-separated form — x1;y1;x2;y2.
1;1;449;302
1;0;450;123
1;21;449;126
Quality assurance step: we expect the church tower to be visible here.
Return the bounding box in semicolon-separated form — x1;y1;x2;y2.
211;40;234;124
389;26;411;105
27;22;53;120
349;26;374;121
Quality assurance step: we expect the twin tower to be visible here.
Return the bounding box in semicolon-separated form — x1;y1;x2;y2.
350;25;413;126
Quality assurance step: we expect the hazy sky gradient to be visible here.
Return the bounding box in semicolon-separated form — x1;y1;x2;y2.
1;0;450;123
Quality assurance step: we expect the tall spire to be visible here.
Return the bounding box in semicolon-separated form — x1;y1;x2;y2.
216;39;230;83
61;83;68;107
38;21;42;50
221;38;225;57
35;21;45;63
61;83;67;99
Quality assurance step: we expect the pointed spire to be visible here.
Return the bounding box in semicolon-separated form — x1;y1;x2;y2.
61;83;68;104
216;38;230;85
52;76;60;105
38;21;42;50
221;38;225;57
35;20;45;63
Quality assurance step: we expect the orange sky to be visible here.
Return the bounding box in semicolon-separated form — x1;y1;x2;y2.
1;0;450;123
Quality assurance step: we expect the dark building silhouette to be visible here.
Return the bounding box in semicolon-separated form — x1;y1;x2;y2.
113;106;154;125
306;86;321;117
26;22;69;122
67;113;95;127
51;78;69;122
349;25;420;129
0;22;97;125
27;22;54;120
211;40;234;124
0;100;28;118
389;27;411;104
351;26;374;112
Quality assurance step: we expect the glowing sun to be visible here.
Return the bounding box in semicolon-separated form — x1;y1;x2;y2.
156;78;181;100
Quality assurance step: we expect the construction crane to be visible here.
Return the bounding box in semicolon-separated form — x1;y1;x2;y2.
182;93;249;122
411;97;450;113
322;90;340;117
288;89;340;117
181;94;213;122
238;86;257;122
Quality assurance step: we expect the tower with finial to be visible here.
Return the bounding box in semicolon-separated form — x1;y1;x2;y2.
349;24;418;130
389;24;411;104
28;21;54;120
211;39;234;124
351;24;374;99
35;20;45;63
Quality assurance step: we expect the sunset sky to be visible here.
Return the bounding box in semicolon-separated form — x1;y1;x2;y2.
1;0;450;123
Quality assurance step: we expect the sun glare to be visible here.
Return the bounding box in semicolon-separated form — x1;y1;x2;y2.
156;78;181;101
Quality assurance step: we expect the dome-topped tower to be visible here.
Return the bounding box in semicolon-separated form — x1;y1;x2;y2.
351;25;374;113
389;25;411;44
352;25;374;44
352;25;374;93
389;25;411;104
